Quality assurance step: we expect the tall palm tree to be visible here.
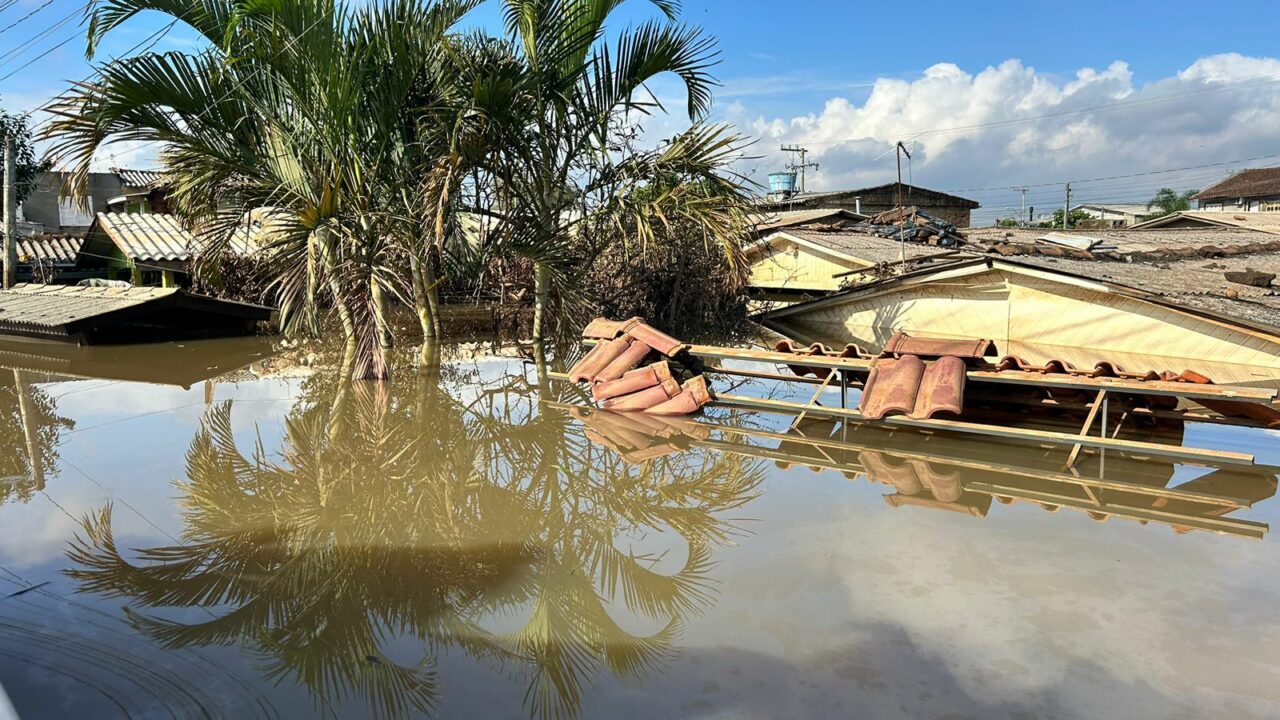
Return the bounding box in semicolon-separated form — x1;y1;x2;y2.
43;0;477;379
429;0;755;344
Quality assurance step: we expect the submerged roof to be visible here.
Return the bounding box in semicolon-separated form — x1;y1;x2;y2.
1194;168;1280;201
763;254;1280;337
760;229;958;266
1128;211;1280;234
0;283;272;343
748;208;867;233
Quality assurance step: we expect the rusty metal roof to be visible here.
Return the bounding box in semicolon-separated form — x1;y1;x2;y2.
17;235;84;265
112;167;169;189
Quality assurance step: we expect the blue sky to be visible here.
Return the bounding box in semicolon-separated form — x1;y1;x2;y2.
4;0;1280;223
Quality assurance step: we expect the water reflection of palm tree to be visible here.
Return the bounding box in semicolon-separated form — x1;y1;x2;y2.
66;367;763;719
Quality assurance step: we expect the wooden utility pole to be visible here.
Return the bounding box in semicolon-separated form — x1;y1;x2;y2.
3;136;15;290
1062;182;1072;230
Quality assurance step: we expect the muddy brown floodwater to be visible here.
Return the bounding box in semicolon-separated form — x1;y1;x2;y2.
0;336;1279;719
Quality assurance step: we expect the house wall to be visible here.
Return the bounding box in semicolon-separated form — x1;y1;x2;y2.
19;172;126;233
748;240;864;292
1198;195;1280;212
770;268;1280;383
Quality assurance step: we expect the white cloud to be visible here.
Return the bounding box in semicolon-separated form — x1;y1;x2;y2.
733;54;1280;223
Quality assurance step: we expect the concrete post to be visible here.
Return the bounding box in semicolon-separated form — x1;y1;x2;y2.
3;136;15;289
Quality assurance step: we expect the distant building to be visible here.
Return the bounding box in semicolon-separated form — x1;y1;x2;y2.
1072;203;1155;228
1193;168;1280;212
757;183;980;227
17;168;170;235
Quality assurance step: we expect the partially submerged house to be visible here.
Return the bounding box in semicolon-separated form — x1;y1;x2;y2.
747;208;867;238
1129;210;1280;234
756;183;981;227
1193;168;1280;212
1072;203;1155;228
76;212;259;286
761;255;1280;385
0;283;272;344
746;228;959;300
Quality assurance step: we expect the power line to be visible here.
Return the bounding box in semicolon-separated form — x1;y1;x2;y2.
0;0;55;36
0;3;86;70
14;19;177;123
0;31;77;83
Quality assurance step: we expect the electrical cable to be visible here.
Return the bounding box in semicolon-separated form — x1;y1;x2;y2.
0;0;54;36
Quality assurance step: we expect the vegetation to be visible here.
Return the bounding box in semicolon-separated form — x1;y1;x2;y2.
1035;208;1092;229
43;0;755;380
0;99;48;204
1146;187;1198;217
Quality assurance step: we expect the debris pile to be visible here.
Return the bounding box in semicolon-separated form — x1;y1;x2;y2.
848;207;966;247
786;206;967;247
569;317;712;415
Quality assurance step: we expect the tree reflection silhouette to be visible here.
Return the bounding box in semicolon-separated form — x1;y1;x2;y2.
65;365;763;719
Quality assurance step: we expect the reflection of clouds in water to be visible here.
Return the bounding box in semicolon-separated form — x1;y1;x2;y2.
0;378;300;570
55;377;301;431
662;479;1280;718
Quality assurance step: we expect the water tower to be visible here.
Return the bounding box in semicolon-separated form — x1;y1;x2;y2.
768;172;797;201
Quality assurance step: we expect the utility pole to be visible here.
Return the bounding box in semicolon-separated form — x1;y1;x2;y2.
780;145;818;194
1017;187;1028;227
1063;182;1072;231
895;141;912;264
3;136;15;290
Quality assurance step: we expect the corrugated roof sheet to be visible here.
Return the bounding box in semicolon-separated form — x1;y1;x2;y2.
112;167;169;189
0;283;177;329
17;235;84;265
1193;168;1280;201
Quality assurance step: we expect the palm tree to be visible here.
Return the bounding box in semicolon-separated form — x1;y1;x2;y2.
1146;187;1199;218
43;0;477;379
430;0;755;344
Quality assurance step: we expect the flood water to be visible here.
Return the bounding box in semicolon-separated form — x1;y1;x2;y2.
1;336;1280;719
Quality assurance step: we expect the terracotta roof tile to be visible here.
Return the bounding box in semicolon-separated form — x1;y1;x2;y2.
1194;168;1280;201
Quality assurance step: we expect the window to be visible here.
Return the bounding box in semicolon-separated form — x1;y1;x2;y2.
1263;201;1280;212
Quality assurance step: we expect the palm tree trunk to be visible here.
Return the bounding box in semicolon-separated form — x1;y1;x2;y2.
410;252;442;365
314;227;385;380
532;261;550;342
371;274;393;349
